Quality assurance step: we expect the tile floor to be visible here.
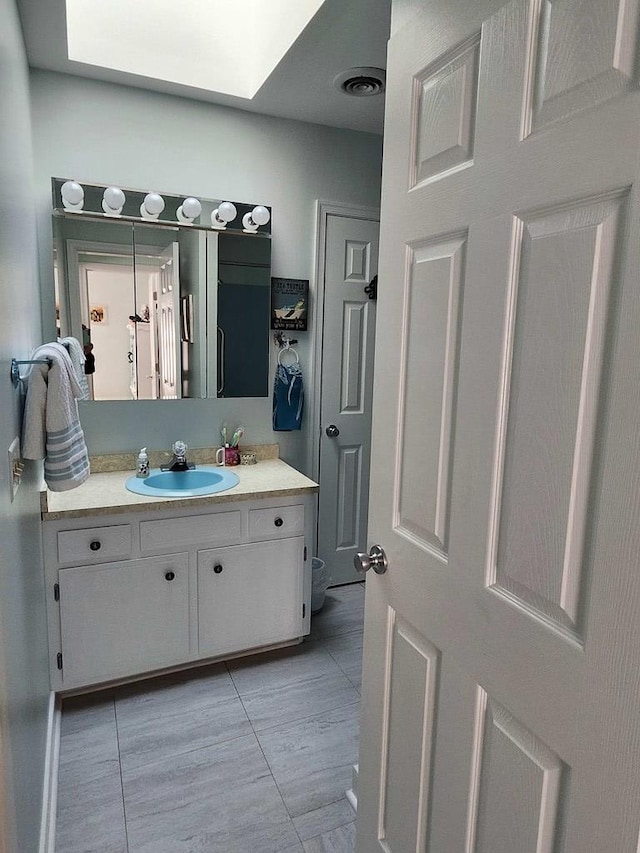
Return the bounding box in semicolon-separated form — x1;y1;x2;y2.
55;582;365;853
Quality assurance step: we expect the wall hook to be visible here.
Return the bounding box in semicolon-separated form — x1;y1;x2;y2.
273;332;298;349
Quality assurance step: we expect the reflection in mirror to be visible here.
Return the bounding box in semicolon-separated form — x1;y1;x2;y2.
134;223;182;400
51;178;271;401
213;232;271;397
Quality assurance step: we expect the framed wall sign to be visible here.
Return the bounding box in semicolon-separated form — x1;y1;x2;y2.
271;278;309;331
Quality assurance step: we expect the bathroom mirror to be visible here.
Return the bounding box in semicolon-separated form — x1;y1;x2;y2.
51;178;271;401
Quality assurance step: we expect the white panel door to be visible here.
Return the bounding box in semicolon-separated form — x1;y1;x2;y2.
318;214;379;585
357;1;640;851
155;242;181;399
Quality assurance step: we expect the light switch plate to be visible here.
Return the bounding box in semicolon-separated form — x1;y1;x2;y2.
8;437;21;502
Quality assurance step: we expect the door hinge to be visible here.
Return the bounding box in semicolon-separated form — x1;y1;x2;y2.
54;583;60;602
56;653;63;671
302;603;306;618
304;546;307;561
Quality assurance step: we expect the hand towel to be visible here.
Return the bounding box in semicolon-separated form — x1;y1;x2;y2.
22;343;90;491
58;336;90;400
273;362;304;431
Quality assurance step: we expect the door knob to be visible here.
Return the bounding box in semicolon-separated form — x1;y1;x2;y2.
354;545;388;575
326;424;340;437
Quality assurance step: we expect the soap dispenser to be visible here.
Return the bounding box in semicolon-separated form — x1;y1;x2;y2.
136;447;149;478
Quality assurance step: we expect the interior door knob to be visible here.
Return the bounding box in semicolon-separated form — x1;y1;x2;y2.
354;544;388;575
326;424;340;437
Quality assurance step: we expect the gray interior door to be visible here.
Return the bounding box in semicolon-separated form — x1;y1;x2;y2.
317;213;379;586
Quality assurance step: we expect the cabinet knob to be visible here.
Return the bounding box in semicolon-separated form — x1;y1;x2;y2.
165;571;175;581
274;517;284;528
89;540;102;551
213;564;224;574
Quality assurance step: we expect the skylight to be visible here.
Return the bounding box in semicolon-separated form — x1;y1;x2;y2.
65;0;326;99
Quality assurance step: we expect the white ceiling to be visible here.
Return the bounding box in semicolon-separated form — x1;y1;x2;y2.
17;0;391;135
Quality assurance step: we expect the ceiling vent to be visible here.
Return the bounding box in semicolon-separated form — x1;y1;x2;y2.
333;67;386;97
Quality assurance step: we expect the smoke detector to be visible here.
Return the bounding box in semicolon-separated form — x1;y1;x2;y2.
333;67;386;97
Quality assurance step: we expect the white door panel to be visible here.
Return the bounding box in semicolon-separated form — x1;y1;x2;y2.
357;0;640;850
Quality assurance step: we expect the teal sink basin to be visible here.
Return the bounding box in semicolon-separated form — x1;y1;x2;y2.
125;466;239;498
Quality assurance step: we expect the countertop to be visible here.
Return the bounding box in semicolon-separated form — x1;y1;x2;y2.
41;459;319;521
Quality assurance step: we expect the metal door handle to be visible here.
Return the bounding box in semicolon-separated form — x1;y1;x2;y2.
326;424;340;437
354;544;388;575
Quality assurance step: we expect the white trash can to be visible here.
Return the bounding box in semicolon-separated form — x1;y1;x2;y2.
311;558;331;613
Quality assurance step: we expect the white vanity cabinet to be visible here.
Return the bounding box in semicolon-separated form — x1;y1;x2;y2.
42;491;314;691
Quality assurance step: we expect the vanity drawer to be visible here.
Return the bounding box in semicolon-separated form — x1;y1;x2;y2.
57;524;132;567
248;504;304;541
140;510;241;551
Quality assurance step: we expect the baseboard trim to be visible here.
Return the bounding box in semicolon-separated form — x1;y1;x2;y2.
38;692;60;853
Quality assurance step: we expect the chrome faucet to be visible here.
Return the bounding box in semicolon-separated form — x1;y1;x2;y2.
160;440;195;472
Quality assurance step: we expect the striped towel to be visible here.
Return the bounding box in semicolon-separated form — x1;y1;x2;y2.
22;343;90;491
58;336;90;400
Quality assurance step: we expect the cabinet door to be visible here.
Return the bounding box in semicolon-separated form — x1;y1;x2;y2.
198;537;304;658
59;554;189;687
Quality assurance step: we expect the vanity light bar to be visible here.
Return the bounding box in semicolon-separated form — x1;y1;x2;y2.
53;179;271;234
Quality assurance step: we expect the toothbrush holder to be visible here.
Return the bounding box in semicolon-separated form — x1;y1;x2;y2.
216;446;240;466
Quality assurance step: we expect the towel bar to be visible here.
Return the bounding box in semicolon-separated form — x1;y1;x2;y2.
10;357;52;388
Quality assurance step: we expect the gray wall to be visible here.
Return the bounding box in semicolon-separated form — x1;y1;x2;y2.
31;71;383;473
0;2;51;851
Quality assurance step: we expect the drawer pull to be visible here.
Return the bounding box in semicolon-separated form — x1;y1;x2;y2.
274;517;284;528
165;571;176;582
213;564;224;574
89;540;102;551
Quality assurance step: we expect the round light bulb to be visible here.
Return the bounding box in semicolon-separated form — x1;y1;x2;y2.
217;201;237;223
182;197;201;219
61;180;84;206
103;186;125;211
143;192;165;216
251;205;270;226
